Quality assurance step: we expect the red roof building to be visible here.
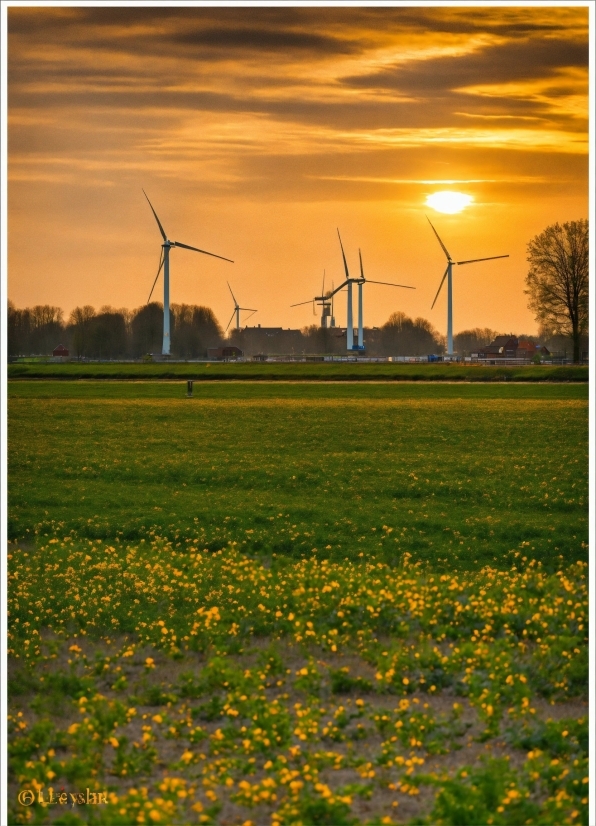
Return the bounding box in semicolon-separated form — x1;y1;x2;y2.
52;344;69;358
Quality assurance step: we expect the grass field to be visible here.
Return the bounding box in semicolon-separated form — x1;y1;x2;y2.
7;362;589;382
7;381;588;825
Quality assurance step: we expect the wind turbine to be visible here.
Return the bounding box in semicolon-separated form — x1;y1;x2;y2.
336;230;415;351
226;282;257;332
143;190;233;356
427;217;508;357
290;271;335;327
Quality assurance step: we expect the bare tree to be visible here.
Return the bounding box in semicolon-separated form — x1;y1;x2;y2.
525;220;588;363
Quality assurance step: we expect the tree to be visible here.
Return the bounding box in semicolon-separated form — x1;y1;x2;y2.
131;303;165;357
87;308;128;359
68;305;96;358
454;328;499;357
381;312;444;356
171;304;223;357
525;220;588;363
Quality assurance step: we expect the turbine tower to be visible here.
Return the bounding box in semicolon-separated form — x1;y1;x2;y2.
427;217;508;357
226;282;257;332
143;190;233;356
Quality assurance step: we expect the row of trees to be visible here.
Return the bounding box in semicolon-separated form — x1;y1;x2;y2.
8;298;547;360
7;302;222;360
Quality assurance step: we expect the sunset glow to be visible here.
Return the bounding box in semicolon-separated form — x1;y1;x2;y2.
6;6;589;336
425;191;474;215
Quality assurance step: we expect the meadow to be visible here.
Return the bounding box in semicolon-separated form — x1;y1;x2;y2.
7;381;588;824
7;362;589;383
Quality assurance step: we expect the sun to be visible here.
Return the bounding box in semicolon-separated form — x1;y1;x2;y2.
425;191;474;214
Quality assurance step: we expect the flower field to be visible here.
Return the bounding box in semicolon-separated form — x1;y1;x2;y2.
7;381;588;824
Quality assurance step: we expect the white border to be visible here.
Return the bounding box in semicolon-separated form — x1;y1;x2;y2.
0;4;593;826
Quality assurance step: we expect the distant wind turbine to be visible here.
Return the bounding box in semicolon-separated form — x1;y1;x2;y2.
226;282;257;332
143;190;233;356
290;271;332;326
427;217;508;356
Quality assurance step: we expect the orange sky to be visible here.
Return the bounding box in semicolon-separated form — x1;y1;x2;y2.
6;4;589;336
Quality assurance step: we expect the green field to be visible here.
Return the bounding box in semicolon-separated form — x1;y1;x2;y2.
7;381;588;825
7;361;589;382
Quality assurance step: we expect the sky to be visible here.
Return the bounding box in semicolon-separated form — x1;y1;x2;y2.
6;3;590;337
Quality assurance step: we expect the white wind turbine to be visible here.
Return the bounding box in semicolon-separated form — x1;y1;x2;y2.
143;190;233;356
336;230;415;351
291;231;414;351
225;282;257;332
427;217;508;356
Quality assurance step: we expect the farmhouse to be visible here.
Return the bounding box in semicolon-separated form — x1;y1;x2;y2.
52;344;69;358
476;335;518;359
475;336;550;360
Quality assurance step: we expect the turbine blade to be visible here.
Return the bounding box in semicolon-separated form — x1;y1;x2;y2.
174;240;233;263
291;299;314;307
322;269;326;297
366;279;415;289
431;264;450;310
456;254;509;265
227;281;238;307
337;229;350;279
242;310;257;324
225;309;236;332
142;189;167;242
426;216;452;261
147;249;164;303
239;307;258;312
359;249;365;280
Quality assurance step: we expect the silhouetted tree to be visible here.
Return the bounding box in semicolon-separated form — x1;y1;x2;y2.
68;305;96;358
171;304;223;357
454;328;499;357
10;305;65;354
7;301;29;355
525;219;588;363
131;303;165;357
381;312;444;356
86;307;128;359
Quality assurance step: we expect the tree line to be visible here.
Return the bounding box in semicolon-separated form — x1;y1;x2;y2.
7;302;223;359
7;299;544;360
